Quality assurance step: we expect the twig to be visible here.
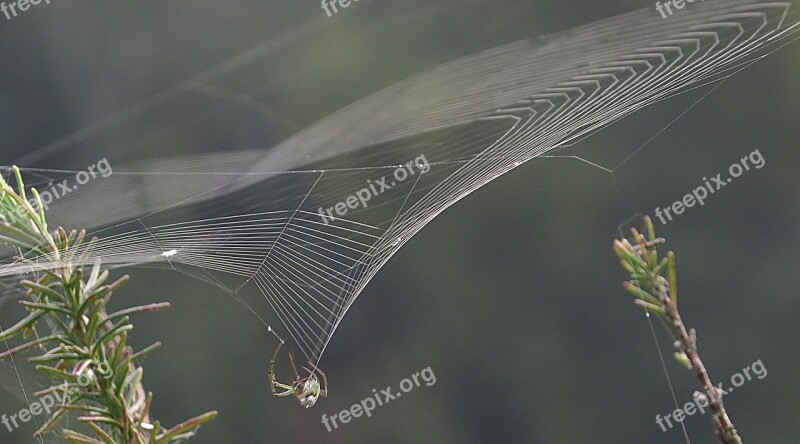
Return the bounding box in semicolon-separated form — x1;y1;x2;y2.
614;216;741;444
0;166;217;443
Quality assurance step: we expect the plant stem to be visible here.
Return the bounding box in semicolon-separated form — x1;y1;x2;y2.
0;166;217;443
659;274;740;443
614;216;740;444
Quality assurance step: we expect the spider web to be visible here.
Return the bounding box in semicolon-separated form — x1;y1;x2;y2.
1;0;798;374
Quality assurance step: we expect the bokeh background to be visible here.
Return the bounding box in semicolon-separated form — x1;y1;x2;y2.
0;0;798;443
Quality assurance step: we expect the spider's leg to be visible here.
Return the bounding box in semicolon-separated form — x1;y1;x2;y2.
269;340;286;395
270;339;285;365
306;362;329;398
288;352;301;379
272;385;296;398
269;370;295;396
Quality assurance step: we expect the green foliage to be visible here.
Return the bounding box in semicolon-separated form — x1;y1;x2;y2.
0;167;217;443
613;217;675;325
614;216;741;444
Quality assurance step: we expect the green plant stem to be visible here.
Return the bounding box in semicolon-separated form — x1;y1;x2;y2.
665;300;740;444
615;216;740;444
0;166;217;443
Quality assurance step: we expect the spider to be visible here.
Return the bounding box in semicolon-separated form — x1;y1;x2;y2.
268;339;328;408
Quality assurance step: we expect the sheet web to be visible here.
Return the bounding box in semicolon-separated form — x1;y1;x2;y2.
0;6;798;437
2;0;799;367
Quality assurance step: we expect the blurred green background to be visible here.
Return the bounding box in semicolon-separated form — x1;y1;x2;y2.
0;0;798;443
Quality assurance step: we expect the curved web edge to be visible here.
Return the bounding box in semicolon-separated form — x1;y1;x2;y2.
1;2;798;365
